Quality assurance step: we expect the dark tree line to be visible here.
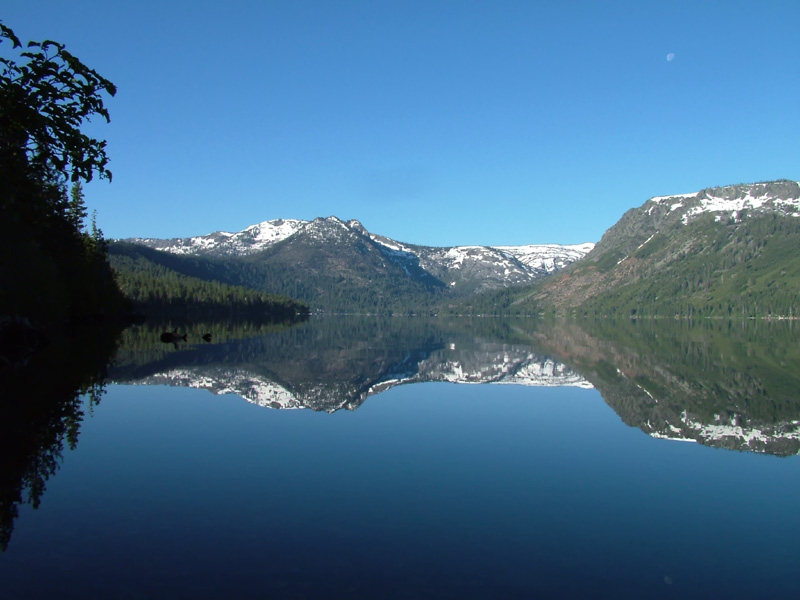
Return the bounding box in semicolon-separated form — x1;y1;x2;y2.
109;246;309;319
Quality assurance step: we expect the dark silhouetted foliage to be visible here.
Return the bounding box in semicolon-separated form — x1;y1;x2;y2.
0;21;128;327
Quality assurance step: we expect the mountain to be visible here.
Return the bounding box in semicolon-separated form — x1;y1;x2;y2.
113;216;593;313
514;180;800;317
113;178;800;317
128;218;308;256
107;243;309;319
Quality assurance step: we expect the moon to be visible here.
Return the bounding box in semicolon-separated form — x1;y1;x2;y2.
666;53;675;62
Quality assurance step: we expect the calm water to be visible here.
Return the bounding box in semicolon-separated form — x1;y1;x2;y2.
2;318;799;598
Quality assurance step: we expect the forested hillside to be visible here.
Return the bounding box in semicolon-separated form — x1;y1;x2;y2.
474;181;800;318
111;180;800;318
109;243;308;318
574;213;800;318
116;216;593;314
108;239;445;315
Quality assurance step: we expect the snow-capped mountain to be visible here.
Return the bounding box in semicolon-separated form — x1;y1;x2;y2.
526;179;800;316
128;216;594;268
115;179;800;316
129;218;308;256
125;216;593;282
602;180;800;266
646;180;800;225
374;238;595;294
115;216;594;311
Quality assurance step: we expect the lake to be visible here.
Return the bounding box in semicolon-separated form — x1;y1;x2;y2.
1;317;799;598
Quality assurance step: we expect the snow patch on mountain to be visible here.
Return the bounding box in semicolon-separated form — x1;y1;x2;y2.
130;218;306;256
496;243;596;273
121;215;595;292
647;181;800;225
681;187;800;224
133;368;304;409
126;217;593;271
648;411;800;454
242;219;307;246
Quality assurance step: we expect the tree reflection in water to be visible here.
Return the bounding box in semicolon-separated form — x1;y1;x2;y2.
114;316;800;455
0;313;308;551
0;323;120;551
4;315;800;551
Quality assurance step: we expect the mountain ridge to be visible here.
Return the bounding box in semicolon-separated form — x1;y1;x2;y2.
124;215;594;270
111;178;799;316
113;216;594;313
512;179;800;317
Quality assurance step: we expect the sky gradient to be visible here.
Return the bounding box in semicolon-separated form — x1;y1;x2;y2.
4;1;799;247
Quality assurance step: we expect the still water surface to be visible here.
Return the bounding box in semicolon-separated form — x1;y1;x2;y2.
1;318;799;598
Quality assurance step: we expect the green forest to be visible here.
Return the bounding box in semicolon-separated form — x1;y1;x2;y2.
568;213;800;319
107;240;444;316
110;243;308;319
455;211;800;319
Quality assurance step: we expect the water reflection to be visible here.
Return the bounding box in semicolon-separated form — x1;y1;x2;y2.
0;323;120;551
111;317;589;412
0;315;307;552
532;319;800;455
112;317;800;456
5;315;796;551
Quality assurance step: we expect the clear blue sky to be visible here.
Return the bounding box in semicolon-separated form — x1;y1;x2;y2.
4;1;799;246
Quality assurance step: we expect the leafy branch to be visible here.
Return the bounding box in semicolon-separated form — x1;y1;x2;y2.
0;21;116;184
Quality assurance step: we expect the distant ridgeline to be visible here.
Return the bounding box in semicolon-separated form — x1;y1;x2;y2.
111;217;593;315
498;180;800;318
110;179;799;317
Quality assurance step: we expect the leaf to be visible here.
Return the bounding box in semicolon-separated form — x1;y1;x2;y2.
0;22;22;48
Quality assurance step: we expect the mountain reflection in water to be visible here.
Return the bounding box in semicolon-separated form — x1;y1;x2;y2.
112;316;800;456
3;315;800;598
112;317;591;412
